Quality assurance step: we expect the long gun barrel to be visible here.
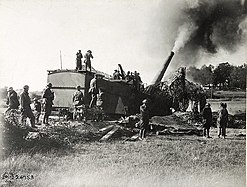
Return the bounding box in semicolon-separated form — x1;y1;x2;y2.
151;51;175;84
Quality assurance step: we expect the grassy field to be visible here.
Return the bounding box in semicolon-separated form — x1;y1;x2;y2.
1;128;245;187
207;98;246;115
0;91;246;187
212;91;246;99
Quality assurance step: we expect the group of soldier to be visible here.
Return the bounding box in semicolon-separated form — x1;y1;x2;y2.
202;102;229;139
5;81;229;139
5;76;105;127
113;70;143;91
72;74;105;121
5;48;229;139
139;99;229;140
76;50;93;72
5;83;54;128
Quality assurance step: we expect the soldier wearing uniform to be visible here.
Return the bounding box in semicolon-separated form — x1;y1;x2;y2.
84;50;93;72
113;70;121;80
5;87;19;113
73;85;84;106
73;85;84;120
42;83;54;124
139;99;150;140
202;103;212;138
76;50;83;70
20;85;36;128
88;74;98;108
34;98;41;124
125;71;131;82
217;103;228;139
96;88;105;121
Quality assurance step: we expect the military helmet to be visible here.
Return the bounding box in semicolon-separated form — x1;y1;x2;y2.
7;87;13;92
47;82;52;87
23;85;29;89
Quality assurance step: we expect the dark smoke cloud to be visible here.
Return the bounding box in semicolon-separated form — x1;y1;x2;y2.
184;0;247;53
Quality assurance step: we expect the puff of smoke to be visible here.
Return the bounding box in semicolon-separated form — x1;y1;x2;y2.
186;0;247;53
172;22;198;53
172;0;247;55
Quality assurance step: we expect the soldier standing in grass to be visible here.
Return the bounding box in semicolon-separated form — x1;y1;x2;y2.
5;87;19;114
33;98;41;124
202;103;212;138
139;99;150;140
217;103;228;139
42;83;54;124
84;50;93;72
20;85;36;128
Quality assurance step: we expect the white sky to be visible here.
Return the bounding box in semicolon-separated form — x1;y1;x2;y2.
0;0;246;91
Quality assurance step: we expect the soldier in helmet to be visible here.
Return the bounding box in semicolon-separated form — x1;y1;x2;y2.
139;99;150;140
5;87;19;114
42;83;54;124
84;50;93;72
20;85;36;128
202;103;212;138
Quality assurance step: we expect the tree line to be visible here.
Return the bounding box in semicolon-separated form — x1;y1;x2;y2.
186;62;246;90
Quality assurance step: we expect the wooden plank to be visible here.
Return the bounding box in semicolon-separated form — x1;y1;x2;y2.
99;125;114;132
130;134;139;141
99;126;119;141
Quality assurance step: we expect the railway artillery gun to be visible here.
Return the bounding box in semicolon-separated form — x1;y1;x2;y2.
142;51;206;116
46;51;206;118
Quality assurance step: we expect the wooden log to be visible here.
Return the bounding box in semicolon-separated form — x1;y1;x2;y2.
99;126;119;141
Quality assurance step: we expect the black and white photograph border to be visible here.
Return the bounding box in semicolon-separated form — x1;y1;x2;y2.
0;0;246;186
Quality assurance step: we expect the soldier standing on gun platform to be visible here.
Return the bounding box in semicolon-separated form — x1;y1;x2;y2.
202;103;212;138
42;83;54;124
20;85;36;128
76;50;83;71
217;103;228;139
139;99;150;140
5;87;19;114
84;50;93;72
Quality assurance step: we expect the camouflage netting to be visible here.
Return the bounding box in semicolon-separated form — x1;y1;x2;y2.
144;67;206;113
150;112;203;136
